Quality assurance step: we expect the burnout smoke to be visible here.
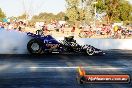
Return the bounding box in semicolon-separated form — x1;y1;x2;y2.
0;28;31;54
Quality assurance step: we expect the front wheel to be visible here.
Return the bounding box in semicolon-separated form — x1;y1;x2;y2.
27;39;43;54
86;46;95;56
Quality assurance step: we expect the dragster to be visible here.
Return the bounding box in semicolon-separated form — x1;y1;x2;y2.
27;30;105;55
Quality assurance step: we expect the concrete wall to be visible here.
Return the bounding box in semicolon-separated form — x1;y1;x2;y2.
56;38;132;50
76;38;132;50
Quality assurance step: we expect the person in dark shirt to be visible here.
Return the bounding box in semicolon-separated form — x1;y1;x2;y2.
71;24;76;36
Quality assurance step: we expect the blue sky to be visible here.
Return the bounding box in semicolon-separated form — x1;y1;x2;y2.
0;0;66;17
0;0;132;17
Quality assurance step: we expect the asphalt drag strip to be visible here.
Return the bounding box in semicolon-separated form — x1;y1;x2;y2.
0;50;131;88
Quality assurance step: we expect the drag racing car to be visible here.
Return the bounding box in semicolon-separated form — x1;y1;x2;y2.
27;30;105;55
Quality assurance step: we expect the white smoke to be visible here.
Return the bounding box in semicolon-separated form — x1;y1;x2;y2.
0;28;131;54
0;28;31;54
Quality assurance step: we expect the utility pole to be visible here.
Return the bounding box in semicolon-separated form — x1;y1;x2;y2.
93;1;98;28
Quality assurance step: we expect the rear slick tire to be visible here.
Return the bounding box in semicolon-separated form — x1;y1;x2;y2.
27;39;43;55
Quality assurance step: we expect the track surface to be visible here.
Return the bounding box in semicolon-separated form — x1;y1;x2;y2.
0;50;132;88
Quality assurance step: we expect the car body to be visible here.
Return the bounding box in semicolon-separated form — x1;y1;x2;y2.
27;31;105;55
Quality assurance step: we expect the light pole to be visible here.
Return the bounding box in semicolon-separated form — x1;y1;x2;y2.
93;1;98;28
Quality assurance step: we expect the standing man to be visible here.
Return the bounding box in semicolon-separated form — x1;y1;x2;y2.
71;24;76;36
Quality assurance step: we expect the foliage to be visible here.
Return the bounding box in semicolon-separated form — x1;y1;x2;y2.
81;0;94;24
0;8;6;21
65;0;94;24
56;12;65;21
66;7;80;23
96;0;132;23
17;13;28;20
31;12;65;23
65;0;80;23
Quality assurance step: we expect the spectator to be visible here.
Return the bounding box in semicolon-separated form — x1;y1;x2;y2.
71;24;76;36
117;28;122;39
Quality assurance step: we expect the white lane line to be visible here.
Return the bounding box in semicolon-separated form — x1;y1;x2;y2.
27;66;127;70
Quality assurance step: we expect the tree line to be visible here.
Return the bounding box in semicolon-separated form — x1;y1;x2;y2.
65;0;132;24
31;12;65;24
0;0;132;24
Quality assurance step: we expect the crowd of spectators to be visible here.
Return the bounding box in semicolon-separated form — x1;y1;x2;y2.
0;20;132;39
0;21;27;32
78;24;132;39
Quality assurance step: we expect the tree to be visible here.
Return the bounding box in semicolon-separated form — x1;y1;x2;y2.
118;1;132;21
96;0;132;23
31;12;66;23
65;0;94;24
65;0;80;23
66;7;80;22
55;12;65;21
18;13;28;20
0;8;6;21
80;0;94;24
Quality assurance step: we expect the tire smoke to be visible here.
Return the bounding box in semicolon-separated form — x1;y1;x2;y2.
0;28;31;54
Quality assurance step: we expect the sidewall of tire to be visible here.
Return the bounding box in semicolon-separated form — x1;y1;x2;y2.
86;46;95;56
27;39;43;54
